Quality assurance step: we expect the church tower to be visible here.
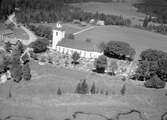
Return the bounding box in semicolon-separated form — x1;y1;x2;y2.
52;22;65;49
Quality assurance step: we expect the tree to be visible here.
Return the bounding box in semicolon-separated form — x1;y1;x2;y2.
30;38;49;53
21;52;30;64
144;74;166;89
4;42;12;53
75;80;89;94
136;49;167;82
22;63;31;81
103;41;136;61
10;48;23;83
80;79;89;94
75;82;82;94
10;63;23;83
90;82;96;94
72;52;80;64
16;40;24;54
140;49;167;61
94;55;107;73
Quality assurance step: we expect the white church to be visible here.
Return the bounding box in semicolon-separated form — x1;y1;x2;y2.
51;22;102;59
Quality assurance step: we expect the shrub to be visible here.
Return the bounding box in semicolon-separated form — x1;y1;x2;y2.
120;84;126;95
144;74;166;89
22;63;31;81
72;52;80;64
94;55;107;73
105;91;109;96
68;33;75;40
90;82;96;94
85;38;91;43
57;88;62;95
30;38;49;53
103;41;136;61
48;55;53;64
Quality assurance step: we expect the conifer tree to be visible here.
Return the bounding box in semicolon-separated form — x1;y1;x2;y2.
75;82;81;94
81;79;89;94
90;82;96;94
22;62;31;81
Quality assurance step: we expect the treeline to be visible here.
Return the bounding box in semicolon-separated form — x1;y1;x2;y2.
134;0;167;24
0;0;131;26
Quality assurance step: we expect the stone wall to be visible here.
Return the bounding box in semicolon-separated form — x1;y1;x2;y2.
54;46;102;59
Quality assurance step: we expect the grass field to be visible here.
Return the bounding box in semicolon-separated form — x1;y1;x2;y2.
71;1;145;25
0;61;167;120
59;25;167;59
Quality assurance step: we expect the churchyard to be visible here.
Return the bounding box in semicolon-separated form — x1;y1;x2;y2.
0;0;167;120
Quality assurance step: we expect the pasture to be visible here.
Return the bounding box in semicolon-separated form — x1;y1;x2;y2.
0;61;167;120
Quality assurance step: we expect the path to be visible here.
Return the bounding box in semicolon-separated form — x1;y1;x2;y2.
73;26;96;35
9;13;37;45
20;25;37;45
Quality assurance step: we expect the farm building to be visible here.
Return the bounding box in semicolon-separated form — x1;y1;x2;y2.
96;20;105;26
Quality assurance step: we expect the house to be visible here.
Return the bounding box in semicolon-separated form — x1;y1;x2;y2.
96;20;105;26
89;19;95;24
73;19;81;24
80;22;87;27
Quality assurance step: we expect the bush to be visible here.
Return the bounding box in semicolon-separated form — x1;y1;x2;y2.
94;55;107;73
57;88;62;95
144;74;166;89
22;63;31;81
120;84;126;95
72;52;80;64
30;38;49;53
85;38;91;43
68;33;75;40
103;41;136;61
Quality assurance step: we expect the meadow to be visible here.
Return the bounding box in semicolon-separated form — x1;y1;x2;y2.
0;61;167;120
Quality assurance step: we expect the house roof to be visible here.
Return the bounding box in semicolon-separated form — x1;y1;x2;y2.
57;39;100;52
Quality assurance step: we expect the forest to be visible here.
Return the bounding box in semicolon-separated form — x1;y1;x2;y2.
0;0;130;26
135;0;167;23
